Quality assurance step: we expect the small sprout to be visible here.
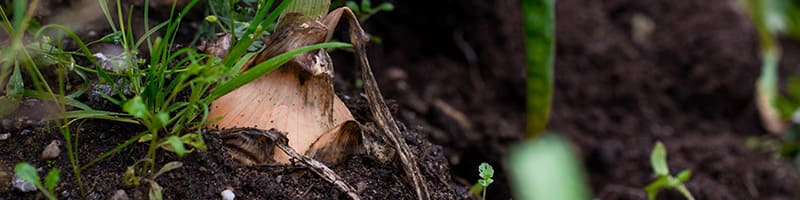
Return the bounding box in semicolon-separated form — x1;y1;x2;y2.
13;163;59;200
645;141;695;200
469;162;494;199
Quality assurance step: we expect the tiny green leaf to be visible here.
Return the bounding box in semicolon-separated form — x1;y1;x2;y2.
478;178;494;187
123;165;139;186
44;169;60;193
644;176;667;200
123;96;147;119
676;170;692;182
478;162;494;180
166;136;186;157
346;1;360;13
650;141;669;176
154;161;183;179
361;0;372;13
153;112;169;129
149;181;163;200
181;133;207;152
376;2;394;12
14;163;42;188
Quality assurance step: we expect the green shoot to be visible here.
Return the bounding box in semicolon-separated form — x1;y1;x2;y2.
469;162;495;199
645;141;695;200
14;163;60;200
523;0;555;138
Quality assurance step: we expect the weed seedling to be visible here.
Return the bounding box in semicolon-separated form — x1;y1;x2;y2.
469;162;494;200
14;163;60;200
645;141;695;200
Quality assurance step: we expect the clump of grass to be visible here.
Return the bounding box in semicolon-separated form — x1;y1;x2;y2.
3;0;347;197
645;141;694;200
14;162;60;200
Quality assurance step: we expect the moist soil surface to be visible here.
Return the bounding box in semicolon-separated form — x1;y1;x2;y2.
552;0;800;199
3;0;800;199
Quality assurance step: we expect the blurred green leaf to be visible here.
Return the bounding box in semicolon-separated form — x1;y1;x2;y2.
165;136;186;157
44;169;60;193
14;163;42;188
123;96;148;119
507;133;589;200
346;1;360;13
645;176;667;200
154;161;182;179
148;181;163;200
376;2;394;12
181;133;207;152
0;63;23;116
651;141;669;176
523;0;555;137
676;170;692;183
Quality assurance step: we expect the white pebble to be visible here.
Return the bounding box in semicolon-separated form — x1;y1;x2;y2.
12;175;36;192
221;189;235;200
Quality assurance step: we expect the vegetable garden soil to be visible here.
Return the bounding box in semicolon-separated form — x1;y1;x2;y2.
3;0;800;199
552;0;800;199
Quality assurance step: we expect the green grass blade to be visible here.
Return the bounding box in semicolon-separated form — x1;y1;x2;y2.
523;0;555;138
209;42;351;100
60;110;139;124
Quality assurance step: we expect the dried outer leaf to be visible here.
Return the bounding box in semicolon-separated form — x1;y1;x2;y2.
219;129;276;166
325;7;431;200
209;14;357;164
307;120;364;163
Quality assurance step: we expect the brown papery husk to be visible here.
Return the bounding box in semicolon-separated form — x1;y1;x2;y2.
208;14;363;164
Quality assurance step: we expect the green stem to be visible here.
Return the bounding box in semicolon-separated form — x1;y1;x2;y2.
676;184;695;200
523;0;555;138
281;0;330;20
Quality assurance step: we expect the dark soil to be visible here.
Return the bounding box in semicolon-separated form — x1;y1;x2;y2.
6;0;800;199
551;0;800;199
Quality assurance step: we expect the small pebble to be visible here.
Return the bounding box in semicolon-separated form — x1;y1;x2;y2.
41;140;61;160
110;189;129;200
12;174;36;192
0;133;9;141
221;189;235;200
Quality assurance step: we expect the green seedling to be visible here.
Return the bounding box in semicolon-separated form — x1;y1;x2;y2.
645;141;694;200
469;162;495;199
14;163;60;200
